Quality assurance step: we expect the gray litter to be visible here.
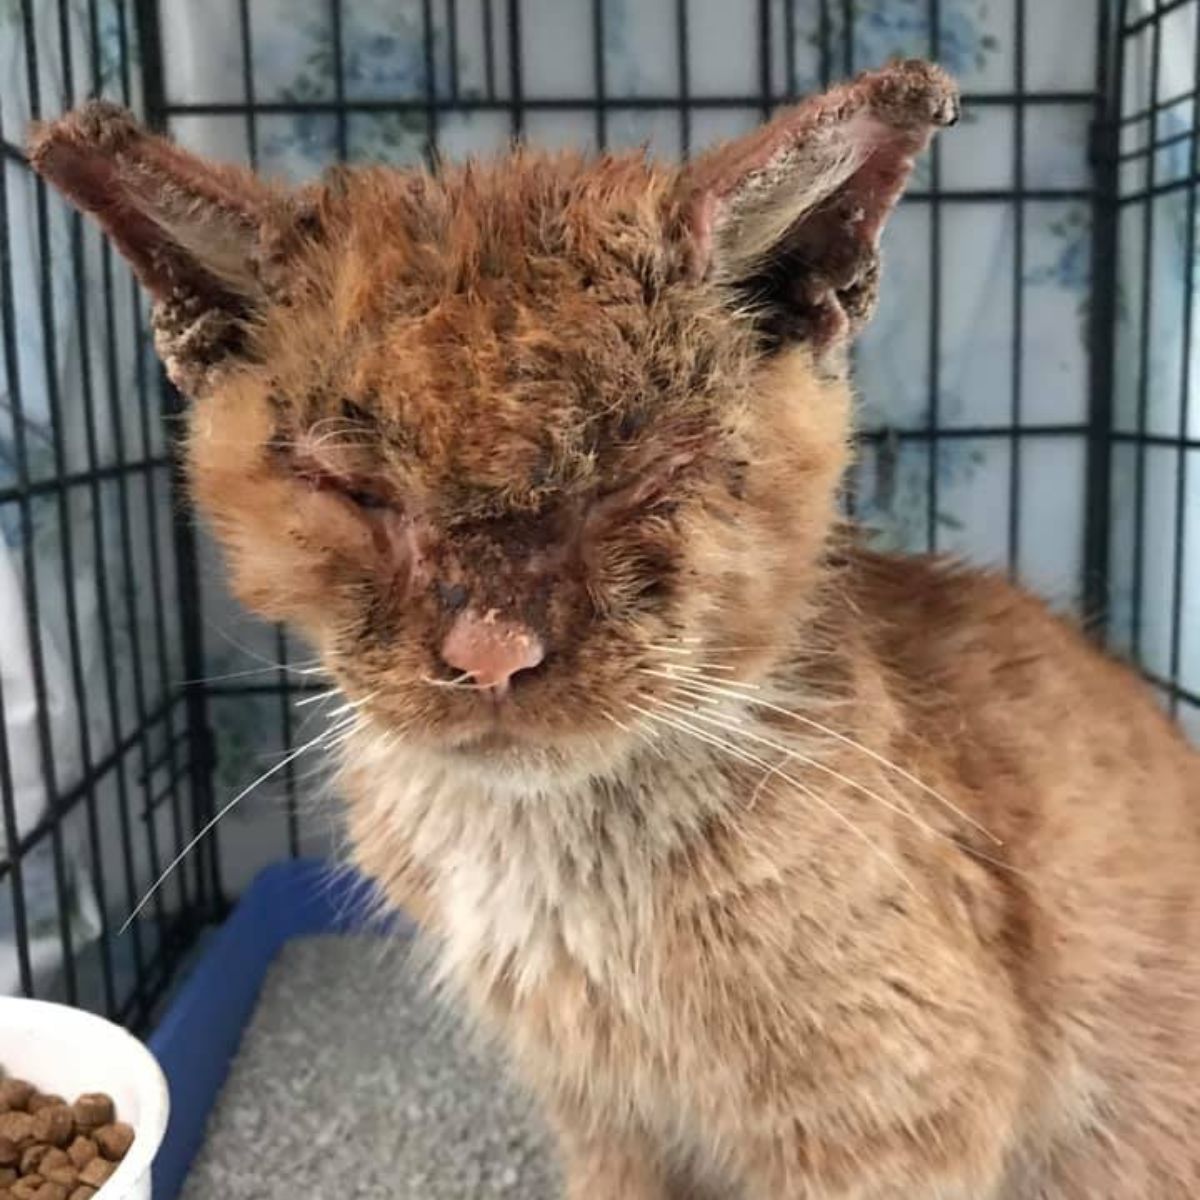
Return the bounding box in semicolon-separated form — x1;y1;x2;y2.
180;935;560;1199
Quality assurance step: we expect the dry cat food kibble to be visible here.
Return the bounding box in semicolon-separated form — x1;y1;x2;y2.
0;1076;132;1200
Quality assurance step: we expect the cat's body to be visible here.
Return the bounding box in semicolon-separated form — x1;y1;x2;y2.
347;543;1200;1200
32;60;1200;1198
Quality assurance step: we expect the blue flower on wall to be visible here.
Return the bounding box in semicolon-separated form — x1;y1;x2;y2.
853;435;988;553
1025;204;1092;344
259;12;429;168
87;0;136;95
263;5;480;171
813;0;999;77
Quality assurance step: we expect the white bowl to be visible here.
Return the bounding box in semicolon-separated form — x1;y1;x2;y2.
0;996;169;1200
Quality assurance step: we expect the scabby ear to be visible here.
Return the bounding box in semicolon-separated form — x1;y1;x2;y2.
30;101;290;395
678;59;958;353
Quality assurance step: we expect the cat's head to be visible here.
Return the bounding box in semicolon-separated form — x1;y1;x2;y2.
32;62;956;786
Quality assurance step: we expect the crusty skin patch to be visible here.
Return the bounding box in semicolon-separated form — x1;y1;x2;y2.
31;60;1200;1200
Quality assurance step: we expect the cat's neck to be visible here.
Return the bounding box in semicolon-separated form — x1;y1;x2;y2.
338;731;736;992
337;625;902;998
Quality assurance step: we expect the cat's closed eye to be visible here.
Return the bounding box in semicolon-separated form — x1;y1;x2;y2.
294;462;398;515
336;482;394;512
589;452;696;525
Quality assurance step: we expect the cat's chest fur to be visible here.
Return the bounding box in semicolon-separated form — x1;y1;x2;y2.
346;738;730;1002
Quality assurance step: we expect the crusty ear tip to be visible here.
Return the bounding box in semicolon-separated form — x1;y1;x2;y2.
858;58;961;131
27;100;143;171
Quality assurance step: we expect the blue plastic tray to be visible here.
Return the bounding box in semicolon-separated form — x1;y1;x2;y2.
147;859;403;1200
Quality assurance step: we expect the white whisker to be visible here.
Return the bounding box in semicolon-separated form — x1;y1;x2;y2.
628;699;915;889
600;709;634;734
120;724;341;933
653;693;953;849
644;666;1002;846
602;708;670;761
653;661;740;675
323;690;379;720
319;709;370;751
184;660;325;685
648;641;761;655
204;622;313;673
421;672;488;691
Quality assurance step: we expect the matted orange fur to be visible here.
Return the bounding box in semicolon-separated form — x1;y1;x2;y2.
33;60;1200;1199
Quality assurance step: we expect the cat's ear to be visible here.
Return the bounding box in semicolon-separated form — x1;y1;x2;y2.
30;100;287;394
677;59;958;353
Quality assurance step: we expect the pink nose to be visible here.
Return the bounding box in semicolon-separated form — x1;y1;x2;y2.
440;609;545;694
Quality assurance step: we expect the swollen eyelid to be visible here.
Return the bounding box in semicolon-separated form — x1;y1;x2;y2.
341;484;393;511
290;459;397;513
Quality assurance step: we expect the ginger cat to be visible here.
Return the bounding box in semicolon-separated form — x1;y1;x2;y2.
33;61;1200;1199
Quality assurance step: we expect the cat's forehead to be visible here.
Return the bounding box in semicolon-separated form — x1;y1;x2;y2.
270;154;722;499
326;151;679;306
286;294;711;508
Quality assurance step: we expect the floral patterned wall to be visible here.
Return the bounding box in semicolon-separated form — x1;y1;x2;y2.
2;1;1197;997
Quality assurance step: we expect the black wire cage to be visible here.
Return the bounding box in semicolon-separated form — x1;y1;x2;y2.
0;0;1195;1034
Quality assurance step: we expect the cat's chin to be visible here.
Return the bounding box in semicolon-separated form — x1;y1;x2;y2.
428;725;636;796
448;728;528;756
